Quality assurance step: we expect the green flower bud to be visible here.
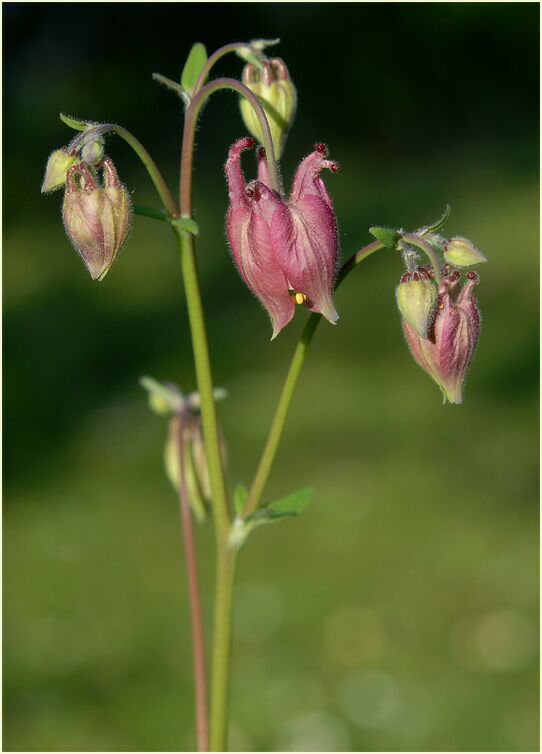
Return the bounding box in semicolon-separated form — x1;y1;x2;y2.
443;237;487;267
239;58;297;158
396;267;438;338
41;148;78;193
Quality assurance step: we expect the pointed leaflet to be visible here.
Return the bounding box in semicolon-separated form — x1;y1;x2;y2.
181;43;207;94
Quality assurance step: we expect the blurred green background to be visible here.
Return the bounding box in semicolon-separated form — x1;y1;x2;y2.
4;3;539;751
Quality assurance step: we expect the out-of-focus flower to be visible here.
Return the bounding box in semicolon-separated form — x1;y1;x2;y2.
402;268;481;404
239;57;297;158
62;158;131;280
141;377;227;523
225;138;339;338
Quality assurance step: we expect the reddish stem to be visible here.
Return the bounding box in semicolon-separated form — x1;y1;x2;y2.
174;416;209;752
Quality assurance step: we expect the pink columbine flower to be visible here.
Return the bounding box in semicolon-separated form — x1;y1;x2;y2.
225;137;340;339
402;268;481;404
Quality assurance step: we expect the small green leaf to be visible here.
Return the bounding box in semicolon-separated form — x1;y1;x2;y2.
245;487;313;526
152;73;188;101
267;487;314;516
233;483;249;517
369;226;400;250
171;217;199;236
419;204;451;236
228;486;313;550
181;43;207;95
60;113;88;131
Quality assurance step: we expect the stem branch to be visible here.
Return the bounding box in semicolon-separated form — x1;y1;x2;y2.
72;123;178;217
242;240;384;517
180;77;281;214
193;43;252;95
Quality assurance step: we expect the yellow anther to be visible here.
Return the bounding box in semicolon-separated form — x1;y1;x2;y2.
290;290;307;305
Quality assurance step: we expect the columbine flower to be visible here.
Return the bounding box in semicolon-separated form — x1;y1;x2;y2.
239;57;297;158
225;138;339;339
402;268;481;404
62;158;131;280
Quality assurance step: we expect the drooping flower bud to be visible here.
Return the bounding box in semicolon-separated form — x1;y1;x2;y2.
402;269;481;404
41;148;78;193
62;158;131;281
239;58;297;158
396;266;438;338
443;236;487;267
225;138;339;338
141;377;227;524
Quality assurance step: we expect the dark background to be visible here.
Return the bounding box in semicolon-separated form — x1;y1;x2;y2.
4;3;539;751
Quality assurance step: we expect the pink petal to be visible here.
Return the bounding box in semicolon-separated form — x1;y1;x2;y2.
289;143;339;208
270;194;339;324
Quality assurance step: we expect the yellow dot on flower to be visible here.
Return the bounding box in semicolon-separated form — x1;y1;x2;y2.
290;291;307;305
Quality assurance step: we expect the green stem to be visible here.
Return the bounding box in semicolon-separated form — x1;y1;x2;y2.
242;240;384;517
193;42;252;95
133;204;168;222
180;77;281;213
175;227;229;540
70;122;178;217
209;547;237;751
242;313;320;517
176;71;281;751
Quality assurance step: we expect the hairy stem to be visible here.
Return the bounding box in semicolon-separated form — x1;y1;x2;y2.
193;42;253;95
174;416;209;752
242;240;384;517
175;228;229;540
69;122;178;217
180;76;281;214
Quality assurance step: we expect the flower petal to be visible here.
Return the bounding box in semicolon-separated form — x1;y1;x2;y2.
270;194;339;323
289;143;339;208
225;137;256;208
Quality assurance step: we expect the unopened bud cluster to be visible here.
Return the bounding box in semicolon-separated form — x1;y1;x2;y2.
396;231;486;404
41;128;131;280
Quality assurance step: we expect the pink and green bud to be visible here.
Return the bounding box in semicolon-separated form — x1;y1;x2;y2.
225;138;339;339
402;269;481;404
41;148;78;193
240;58;297;158
443;236;487;267
396;266;437;338
62;158;131;281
